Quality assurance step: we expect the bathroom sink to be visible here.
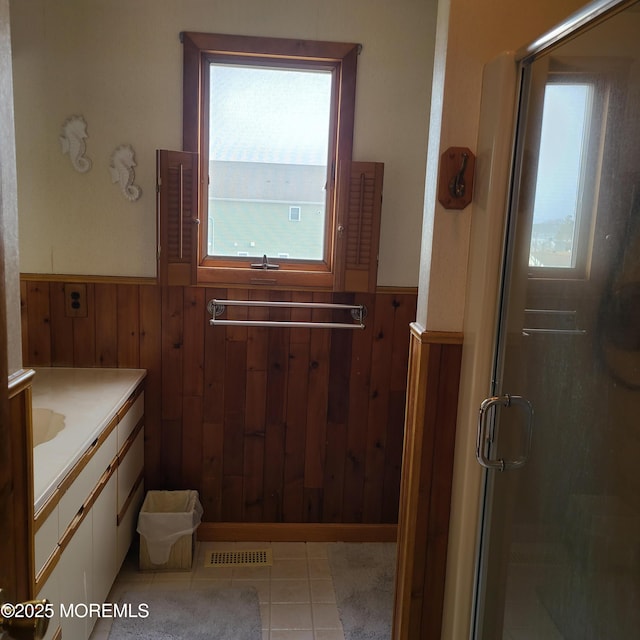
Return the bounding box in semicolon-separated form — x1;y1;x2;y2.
32;408;66;446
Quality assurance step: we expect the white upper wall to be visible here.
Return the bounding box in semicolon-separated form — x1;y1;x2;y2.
416;0;589;331
10;0;437;286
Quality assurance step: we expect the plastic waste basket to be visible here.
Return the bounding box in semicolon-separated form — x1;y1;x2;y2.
137;490;203;570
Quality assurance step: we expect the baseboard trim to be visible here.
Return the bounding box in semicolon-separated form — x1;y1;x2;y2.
197;522;398;542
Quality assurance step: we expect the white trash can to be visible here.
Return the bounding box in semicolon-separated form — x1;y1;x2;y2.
137;490;203;570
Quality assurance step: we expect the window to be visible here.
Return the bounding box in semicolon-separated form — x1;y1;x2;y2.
289;206;302;223
161;32;382;291
529;82;594;272
208;65;323;259
527;67;612;280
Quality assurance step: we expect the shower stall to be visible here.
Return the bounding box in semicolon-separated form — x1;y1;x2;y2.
445;0;640;637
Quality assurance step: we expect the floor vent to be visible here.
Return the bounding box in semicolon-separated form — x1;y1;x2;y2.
204;549;273;568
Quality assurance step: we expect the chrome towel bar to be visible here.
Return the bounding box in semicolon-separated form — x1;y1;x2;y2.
207;299;367;330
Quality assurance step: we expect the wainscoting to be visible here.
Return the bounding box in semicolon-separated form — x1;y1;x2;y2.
21;280;418;529
393;325;463;640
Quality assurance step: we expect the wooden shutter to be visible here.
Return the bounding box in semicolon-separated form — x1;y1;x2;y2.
157;149;199;286
340;161;384;293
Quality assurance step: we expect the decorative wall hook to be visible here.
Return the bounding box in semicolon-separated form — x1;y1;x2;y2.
59;115;92;173
110;144;142;201
438;146;475;210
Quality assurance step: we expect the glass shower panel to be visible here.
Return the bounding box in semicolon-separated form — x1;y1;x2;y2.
473;2;640;638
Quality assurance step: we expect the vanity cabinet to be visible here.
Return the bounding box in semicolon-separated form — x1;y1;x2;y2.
32;378;145;640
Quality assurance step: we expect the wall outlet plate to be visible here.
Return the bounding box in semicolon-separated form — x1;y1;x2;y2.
64;283;88;318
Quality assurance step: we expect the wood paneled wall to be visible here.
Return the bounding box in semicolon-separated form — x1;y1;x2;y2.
20;280;417;526
393;325;463;640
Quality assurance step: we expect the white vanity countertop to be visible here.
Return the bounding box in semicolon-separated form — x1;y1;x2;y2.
32;367;146;514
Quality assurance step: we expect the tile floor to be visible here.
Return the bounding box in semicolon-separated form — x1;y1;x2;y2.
90;541;345;640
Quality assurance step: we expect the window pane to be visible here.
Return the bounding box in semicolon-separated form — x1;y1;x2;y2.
208;63;332;260
529;83;591;269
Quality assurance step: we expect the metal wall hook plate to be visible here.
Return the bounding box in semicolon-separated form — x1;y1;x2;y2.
350;306;367;323
206;300;225;317
437;146;475;210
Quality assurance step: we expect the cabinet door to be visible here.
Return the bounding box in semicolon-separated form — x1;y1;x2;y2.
58;513;93;640
36;563;60;640
93;472;117;605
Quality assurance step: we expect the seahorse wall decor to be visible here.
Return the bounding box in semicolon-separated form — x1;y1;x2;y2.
110;144;142;202
59;115;92;173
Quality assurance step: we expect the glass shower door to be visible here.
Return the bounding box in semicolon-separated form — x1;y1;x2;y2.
473;1;640;638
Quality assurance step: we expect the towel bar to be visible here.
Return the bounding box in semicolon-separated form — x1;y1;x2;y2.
207;299;367;329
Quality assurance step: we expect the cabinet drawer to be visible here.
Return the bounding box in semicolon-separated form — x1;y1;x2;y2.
118;427;144;512
118;393;144;451
59;427;117;536
34;506;58;578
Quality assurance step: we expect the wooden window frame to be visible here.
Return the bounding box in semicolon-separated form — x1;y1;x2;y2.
182;32;361;290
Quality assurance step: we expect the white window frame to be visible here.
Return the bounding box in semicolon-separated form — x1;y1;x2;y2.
289;206;301;222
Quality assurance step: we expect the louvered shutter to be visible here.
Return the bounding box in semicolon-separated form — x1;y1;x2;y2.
340;161;384;293
157;150;199;285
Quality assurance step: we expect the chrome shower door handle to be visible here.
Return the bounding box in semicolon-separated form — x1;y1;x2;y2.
476;394;534;471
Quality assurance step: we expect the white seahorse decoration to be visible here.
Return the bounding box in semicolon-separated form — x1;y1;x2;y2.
110;144;142;202
59;115;92;173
